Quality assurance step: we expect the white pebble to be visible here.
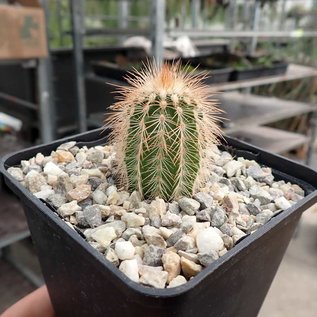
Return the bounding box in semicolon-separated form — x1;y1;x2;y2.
275;197;292;210
44;162;65;176
115;241;135;260
57;200;81;217
34;189;55;200
119;259;139;283
168;275;187;288
91;227;117;248
196;227;224;253
121;212;145;228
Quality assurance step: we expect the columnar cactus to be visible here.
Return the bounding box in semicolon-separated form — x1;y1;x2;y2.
107;62;221;201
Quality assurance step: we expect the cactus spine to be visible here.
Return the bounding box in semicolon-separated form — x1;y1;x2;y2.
107;62;221;201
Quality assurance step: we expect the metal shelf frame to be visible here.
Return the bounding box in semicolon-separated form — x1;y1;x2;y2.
0;0;56;143
67;0;317;165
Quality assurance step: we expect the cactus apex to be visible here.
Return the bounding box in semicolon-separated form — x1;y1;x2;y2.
106;61;223;200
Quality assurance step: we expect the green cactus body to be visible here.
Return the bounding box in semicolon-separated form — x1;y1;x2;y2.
107;62;221;201
125;94;200;200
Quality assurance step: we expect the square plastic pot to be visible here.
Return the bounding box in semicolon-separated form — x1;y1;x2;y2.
1;128;317;317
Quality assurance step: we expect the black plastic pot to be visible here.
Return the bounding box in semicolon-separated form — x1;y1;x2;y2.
1;128;317;317
91;60;143;83
230;62;289;81
92;58;233;85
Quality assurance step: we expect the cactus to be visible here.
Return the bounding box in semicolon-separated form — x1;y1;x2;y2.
107;62;221;201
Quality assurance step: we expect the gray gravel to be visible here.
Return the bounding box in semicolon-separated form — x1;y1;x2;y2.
10;141;305;289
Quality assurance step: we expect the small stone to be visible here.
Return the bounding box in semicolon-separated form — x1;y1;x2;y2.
219;223;234;236
122;228;143;240
161;211;182;227
82;168;104;178
34;189;55;200
215;151;232;166
47;174;58;186
142;225;166;248
69;174;89;186
105;247;119;266
48;193;66;208
88;178;104;191
117;191;130;206
139;266;168;288
57;141;76;151
210;183;229;201
181;215;196;233
135;207;147;215
115;241;135;260
174;235;196;252
55;150;74;163
57;200;81;217
250;186;272;205
76;210;89;227
224;160;242;177
196;227;224;253
178;197;200;215
44;162;65;176
246;203;261;215
218;248;228;257
78;198;93;209
197;250;219;266
35;153;45;166
162;251;181;283
54;174;73;194
256;209;274;225
129;191;141;208
166;230;184;247
187;222;211;240
91;226;117;247
232;234;246;244
159;227;174;239
25;171;47;193
107;191;120;205
128;235;144;247
119;259;139;283
168;275;187;288
193;192;213;209
143;245;165;266
169;201;180;214
196;209;211;222
67;184;91;202
8;167;24;181
223;193;239;213
275;197;292;210
177;250;199;263
83;205;102;227
211;207;226;227
231;178;247;191
87;150;104;164
92;189;107;205
103;221;126;237
246;165;269;180
180;257;202;279
122;212;145;228
222;234;234;249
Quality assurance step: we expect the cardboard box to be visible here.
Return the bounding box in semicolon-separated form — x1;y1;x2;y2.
10;0;41;8
0;5;48;60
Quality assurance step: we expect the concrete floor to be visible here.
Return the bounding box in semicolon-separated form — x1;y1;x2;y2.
259;205;317;317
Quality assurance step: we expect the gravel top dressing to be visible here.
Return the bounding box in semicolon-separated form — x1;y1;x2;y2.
7;140;305;289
